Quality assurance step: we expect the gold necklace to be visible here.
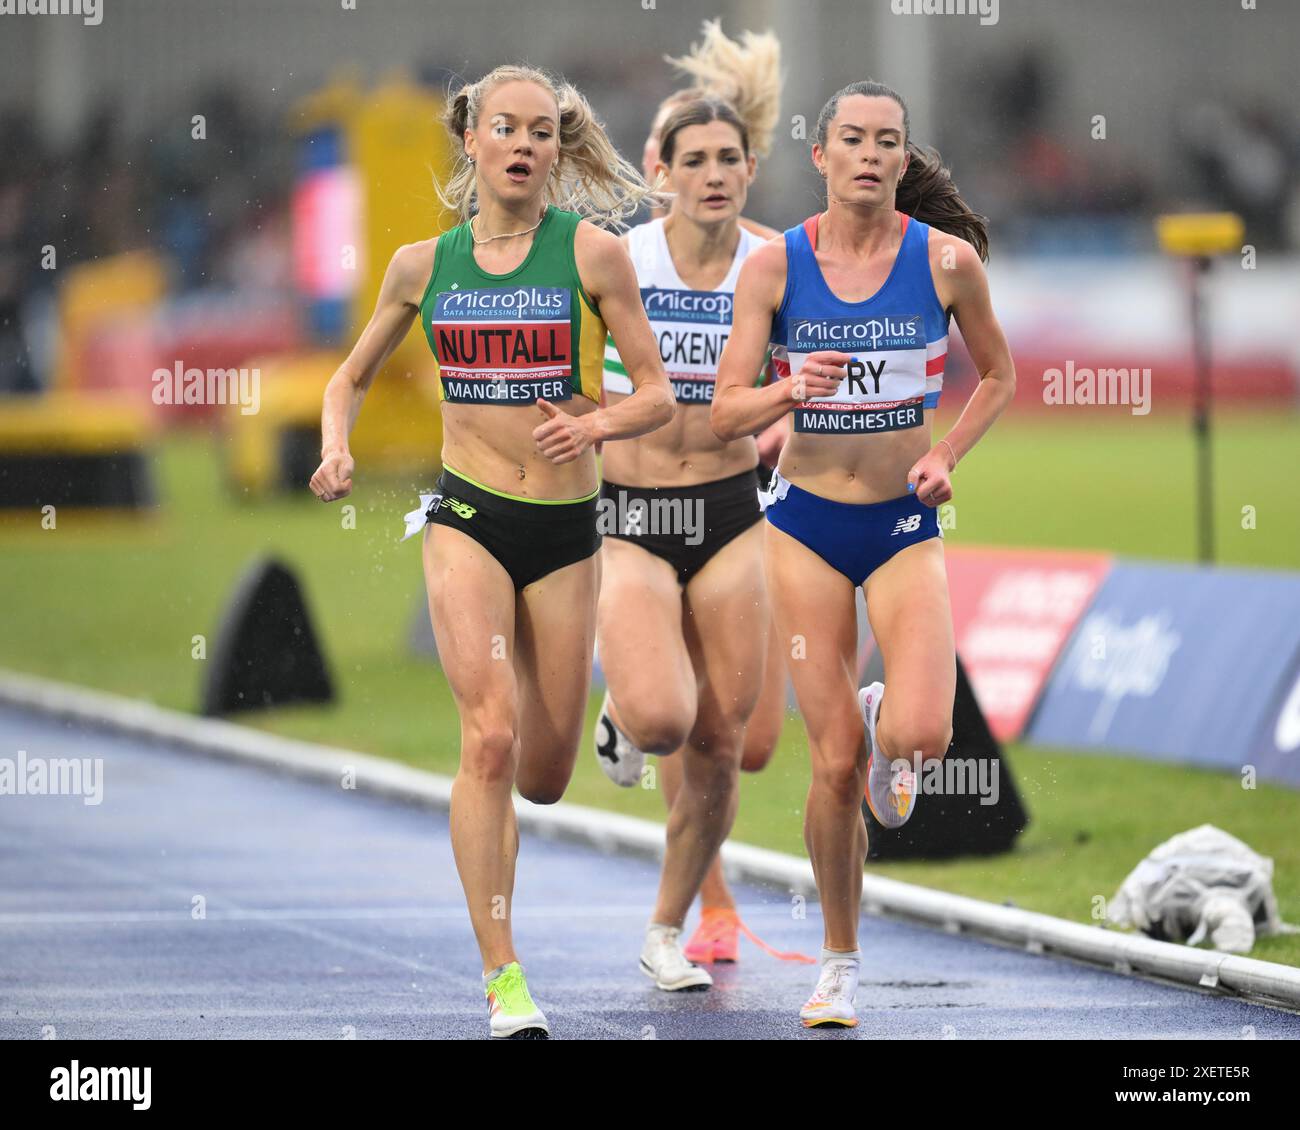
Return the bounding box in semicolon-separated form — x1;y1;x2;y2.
470;210;546;245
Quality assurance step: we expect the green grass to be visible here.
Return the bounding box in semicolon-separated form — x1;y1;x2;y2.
2;409;1298;967
942;407;1300;569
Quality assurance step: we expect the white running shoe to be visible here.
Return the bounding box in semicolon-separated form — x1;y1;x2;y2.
640;924;713;991
595;691;645;788
860;682;918;829
800;952;861;1028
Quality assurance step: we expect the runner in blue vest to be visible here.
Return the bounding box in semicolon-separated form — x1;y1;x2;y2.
712;80;1016;1028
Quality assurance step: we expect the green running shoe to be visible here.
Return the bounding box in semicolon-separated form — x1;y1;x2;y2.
484;961;550;1039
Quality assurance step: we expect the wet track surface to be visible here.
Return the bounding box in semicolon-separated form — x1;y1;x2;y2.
2;704;1298;1040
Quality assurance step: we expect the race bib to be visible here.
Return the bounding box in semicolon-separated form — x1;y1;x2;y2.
641;286;733;403
781;313;927;434
429;285;574;404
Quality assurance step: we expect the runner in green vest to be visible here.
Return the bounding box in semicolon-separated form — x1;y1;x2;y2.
311;64;674;1039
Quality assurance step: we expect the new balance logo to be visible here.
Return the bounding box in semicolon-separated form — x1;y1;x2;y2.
891;514;922;535
444;497;477;520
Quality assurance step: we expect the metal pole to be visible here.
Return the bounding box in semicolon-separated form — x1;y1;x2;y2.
1189;256;1214;564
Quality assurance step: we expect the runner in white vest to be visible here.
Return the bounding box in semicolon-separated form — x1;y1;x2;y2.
594;25;811;993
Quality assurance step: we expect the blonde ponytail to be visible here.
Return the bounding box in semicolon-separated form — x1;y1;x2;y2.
663;19;783;160
435;64;662;230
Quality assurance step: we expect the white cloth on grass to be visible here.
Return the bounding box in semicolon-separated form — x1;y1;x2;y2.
1107;824;1296;953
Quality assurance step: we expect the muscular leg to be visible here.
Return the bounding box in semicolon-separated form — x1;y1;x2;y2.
658;746;733;910
863;537;956;772
764;523;865;952
595;537;696;755
742;607;788;773
513;550;603;803
423;523;521;974
652;524;767;928
660;532;785;911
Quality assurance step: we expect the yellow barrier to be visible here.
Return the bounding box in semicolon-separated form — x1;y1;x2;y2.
225;351;441;494
225;72;454;495
51;251;167;393
0;393;156;454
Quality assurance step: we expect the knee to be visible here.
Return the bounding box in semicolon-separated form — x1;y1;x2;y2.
689;705;750;757
621;707;691;755
812;757;865;805
515;741;570;805
686;742;741;788
810;728;867;804
740;717;782;773
674;748;739;818
879;710;952;763
517;780;565;806
460;722;518;786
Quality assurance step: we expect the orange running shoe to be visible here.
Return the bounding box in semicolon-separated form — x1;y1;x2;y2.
684;908;740;964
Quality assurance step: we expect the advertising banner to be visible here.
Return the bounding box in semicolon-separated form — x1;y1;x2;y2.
942;547;1113;740
1027;563;1300;785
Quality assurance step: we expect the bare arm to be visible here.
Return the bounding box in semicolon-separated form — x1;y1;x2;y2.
711;239;846;442
311;242;429;500
533;223;674;463
755;390;792;466
753;326;791;465
932;236;1016;465
907;234;1017;505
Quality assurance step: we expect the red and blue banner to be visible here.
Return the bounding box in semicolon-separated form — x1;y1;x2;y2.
941;547;1113;741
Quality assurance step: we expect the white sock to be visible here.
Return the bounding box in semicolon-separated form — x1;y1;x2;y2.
482;962;511;987
821;946;861;965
